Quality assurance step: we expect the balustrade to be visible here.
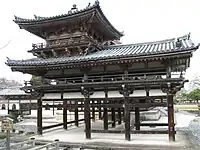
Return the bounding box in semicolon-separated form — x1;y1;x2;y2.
23;74;171;87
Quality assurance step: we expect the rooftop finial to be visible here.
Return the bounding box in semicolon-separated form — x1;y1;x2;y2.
95;0;99;5
71;4;78;13
87;2;91;8
187;32;191;40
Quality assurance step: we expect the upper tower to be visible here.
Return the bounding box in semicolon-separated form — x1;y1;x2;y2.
13;1;123;58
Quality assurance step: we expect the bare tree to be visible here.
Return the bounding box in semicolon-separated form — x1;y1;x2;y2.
0;40;11;50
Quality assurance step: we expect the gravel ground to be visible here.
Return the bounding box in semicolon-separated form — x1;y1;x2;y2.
188;117;200;145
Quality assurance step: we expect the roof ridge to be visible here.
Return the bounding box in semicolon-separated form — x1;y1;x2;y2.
104;33;191;48
13;1;99;23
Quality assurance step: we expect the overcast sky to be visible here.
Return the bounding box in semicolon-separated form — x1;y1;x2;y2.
0;0;200;84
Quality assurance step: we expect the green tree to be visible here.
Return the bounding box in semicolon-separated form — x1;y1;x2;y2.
187;89;200;103
175;88;188;104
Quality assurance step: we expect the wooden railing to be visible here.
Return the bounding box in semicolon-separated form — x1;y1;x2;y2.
42;118;85;130
24;73;165;87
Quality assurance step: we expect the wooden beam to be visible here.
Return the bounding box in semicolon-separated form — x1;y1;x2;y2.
42;119;85;130
139;123;169;126
91;130;175;134
43;102;167;109
26;78;185;91
41;95;167;101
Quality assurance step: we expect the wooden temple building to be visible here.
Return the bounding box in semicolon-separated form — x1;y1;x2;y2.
6;1;199;141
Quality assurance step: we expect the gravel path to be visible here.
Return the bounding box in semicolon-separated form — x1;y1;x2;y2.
188;117;200;145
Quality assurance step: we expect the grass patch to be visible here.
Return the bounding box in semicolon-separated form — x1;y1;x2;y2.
175;105;199;111
0;134;6;139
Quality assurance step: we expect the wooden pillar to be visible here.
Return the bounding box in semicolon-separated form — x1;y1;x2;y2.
118;108;122;125
98;100;102;119
135;107;140;130
75;101;79;127
83;90;91;139
92;100;95;122
81;71;92;139
104;90;108;130
124;92;130;141
7;99;10;114
111;108;116;128
122;107;125;122
53;100;55;116
167;93;175;141
121;84;132;141
29;100;31;115
63;94;67;130
37;96;42;135
18;99;21;115
166;63;175;141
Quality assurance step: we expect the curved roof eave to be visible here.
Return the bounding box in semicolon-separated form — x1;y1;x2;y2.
13;1;123;39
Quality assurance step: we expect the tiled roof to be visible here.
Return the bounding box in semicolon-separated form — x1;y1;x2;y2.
13;0;123;40
14;1;100;24
6;33;198;67
0;87;26;95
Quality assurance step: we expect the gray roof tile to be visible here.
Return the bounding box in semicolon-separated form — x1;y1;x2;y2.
6;33;198;67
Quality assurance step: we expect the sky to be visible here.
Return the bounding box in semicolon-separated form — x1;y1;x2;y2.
0;0;200;84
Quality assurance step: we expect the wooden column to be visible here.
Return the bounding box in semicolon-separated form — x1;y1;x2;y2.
104;90;108;130
92;100;95;122
37;95;42;135
167;93;175;141
122;107;125;122
53;100;55;116
166;63;175;141
81;71;92;139
63;93;67;130
83;88;91;139
111;108;116;128
118;108;122;125
98;100;102;119
124;92;130;141
121;84;132;141
75;101;79;127
135;107;140;130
